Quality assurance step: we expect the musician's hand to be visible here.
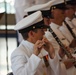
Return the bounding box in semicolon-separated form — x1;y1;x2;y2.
63;45;73;58
69;39;76;48
33;40;44;56
42;37;55;59
65;46;72;53
59;45;73;58
59;47;65;58
63;59;74;69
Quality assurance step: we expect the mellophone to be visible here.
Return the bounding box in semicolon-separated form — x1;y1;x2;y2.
48;27;76;67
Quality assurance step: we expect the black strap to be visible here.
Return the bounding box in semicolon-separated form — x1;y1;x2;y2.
48;27;72;58
49;27;76;67
64;20;76;40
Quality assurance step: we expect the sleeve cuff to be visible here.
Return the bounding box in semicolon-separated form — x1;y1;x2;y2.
29;54;41;72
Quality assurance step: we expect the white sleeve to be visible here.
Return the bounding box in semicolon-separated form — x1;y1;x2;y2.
11;53;41;75
48;53;67;75
48;53;60;75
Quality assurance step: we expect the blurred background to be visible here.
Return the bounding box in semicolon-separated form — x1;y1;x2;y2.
0;0;17;75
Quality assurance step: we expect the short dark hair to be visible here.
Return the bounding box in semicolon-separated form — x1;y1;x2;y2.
21;29;38;40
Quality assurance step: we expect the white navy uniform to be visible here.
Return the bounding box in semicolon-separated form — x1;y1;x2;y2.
11;40;65;75
72;18;76;28
45;22;70;75
65;17;76;36
60;22;74;45
45;22;70;50
59;19;76;75
11;11;67;75
45;22;76;75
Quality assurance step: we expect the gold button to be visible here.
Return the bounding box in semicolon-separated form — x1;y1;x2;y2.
33;26;35;29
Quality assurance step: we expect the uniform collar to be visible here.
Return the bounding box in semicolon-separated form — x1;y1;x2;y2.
65;17;71;21
22;40;34;52
50;22;60;29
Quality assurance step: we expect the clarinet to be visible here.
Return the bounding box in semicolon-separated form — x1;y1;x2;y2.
64;20;76;40
48;27;76;66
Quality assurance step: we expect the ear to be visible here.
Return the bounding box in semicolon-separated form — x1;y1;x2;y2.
28;31;34;37
50;10;54;19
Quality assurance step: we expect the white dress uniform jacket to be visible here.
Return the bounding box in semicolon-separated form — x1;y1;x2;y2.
72;18;76;28
45;22;70;48
60;22;74;44
11;40;64;75
60;19;76;75
45;22;70;75
45;22;76;75
65;17;76;36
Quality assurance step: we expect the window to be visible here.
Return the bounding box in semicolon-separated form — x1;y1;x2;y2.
0;0;17;75
0;0;15;13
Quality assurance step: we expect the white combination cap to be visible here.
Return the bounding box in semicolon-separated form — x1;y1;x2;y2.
51;0;66;6
24;1;53;13
50;0;67;10
24;1;53;18
14;11;49;33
